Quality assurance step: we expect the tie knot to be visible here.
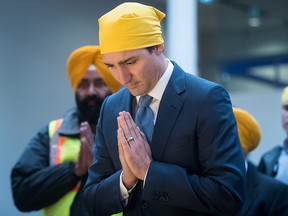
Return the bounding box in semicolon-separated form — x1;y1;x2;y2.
139;95;153;108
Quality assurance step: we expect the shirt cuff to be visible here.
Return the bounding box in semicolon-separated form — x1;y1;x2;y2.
119;171;138;205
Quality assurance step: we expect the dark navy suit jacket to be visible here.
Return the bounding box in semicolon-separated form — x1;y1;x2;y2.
236;161;288;216
84;62;246;216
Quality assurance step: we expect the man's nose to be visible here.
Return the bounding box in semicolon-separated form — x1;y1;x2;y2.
117;67;131;85
88;83;99;95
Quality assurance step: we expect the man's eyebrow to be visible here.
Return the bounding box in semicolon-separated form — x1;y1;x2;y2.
104;56;137;66
118;56;136;65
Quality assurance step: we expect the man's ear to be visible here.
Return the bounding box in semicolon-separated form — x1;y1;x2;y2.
154;44;165;55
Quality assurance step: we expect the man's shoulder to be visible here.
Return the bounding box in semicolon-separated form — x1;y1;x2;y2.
51;107;80;136
262;145;282;158
259;145;282;167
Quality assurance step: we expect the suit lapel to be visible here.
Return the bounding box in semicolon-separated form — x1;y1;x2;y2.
118;88;134;114
151;63;186;159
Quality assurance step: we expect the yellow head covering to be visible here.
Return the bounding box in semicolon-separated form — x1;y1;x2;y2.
98;2;165;54
281;86;288;103
233;107;261;153
67;46;121;93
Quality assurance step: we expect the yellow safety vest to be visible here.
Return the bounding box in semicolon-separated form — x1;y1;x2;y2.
43;119;81;216
43;119;123;216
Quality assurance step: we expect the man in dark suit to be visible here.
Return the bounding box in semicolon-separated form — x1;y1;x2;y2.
84;2;246;216
233;107;288;216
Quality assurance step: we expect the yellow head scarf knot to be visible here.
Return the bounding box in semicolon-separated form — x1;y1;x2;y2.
66;45;121;93
281;86;288;103
98;2;165;54
233;107;261;153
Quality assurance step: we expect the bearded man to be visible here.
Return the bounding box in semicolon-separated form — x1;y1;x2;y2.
11;45;121;216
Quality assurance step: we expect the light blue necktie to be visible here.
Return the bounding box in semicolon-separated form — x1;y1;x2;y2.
135;95;154;143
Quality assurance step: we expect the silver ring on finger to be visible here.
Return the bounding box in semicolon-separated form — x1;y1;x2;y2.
126;136;134;143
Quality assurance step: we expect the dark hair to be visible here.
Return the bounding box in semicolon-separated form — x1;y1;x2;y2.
146;46;156;54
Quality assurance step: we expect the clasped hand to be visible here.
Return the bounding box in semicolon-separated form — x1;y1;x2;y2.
74;121;94;177
117;111;152;189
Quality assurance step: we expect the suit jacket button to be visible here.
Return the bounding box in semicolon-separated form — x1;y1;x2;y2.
142;201;149;209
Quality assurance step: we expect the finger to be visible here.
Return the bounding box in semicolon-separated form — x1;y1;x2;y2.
118;114;131;140
77;144;84;168
80;122;89;140
117;128;124;155
85;123;94;142
83;142;93;167
123;112;140;140
119;112;139;146
84;136;94;157
80;121;88;131
117;128;130;170
118;127;131;150
117;115;122;129
80;133;87;147
81;123;94;148
118;127;132;164
138;128;152;159
86;129;94;148
80;124;85;138
125;112;137;128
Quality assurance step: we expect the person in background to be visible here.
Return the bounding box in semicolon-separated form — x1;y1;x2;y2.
11;45;121;216
258;86;288;184
84;2;246;216
233;107;288;216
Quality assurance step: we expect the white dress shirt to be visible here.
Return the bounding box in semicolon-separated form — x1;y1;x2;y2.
120;59;174;204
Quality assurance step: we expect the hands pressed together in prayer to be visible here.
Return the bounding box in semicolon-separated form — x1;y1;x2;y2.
117;111;152;189
74;121;94;177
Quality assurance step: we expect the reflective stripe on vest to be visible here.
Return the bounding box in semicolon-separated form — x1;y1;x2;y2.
43;119;81;216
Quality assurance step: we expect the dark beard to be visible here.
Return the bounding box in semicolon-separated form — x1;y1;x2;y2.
76;94;109;125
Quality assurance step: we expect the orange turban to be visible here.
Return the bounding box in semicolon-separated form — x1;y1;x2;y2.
281;86;288;103
67;45;121;93
233;107;261;153
98;2;165;54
